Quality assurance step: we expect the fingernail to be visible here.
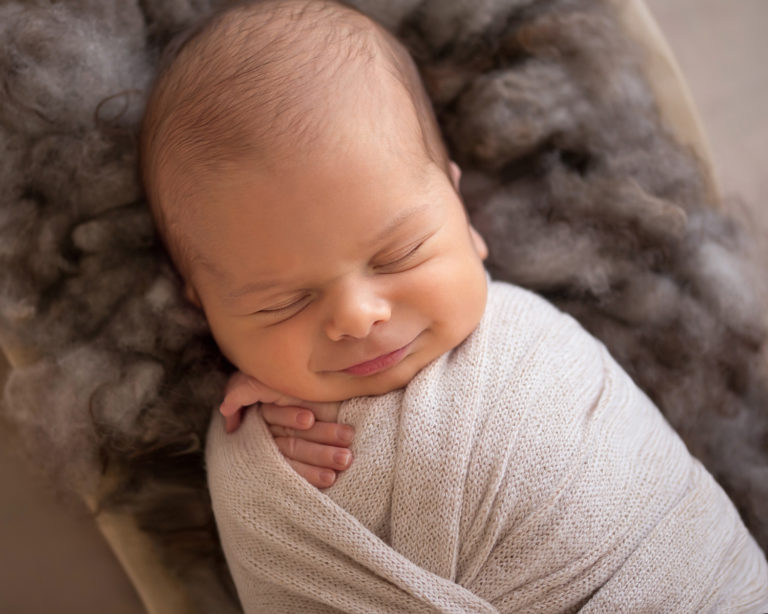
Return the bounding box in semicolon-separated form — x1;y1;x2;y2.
338;426;355;444
320;470;336;486
334;450;351;468
297;411;313;428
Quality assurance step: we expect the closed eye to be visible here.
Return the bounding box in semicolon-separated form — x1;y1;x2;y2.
373;240;426;273
255;294;311;318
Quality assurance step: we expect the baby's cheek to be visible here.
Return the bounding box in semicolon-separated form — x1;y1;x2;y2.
241;329;311;388
439;266;487;340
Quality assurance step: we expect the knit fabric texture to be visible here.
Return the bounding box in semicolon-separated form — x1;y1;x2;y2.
206;281;768;613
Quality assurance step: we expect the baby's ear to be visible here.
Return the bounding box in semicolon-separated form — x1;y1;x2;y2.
449;160;462;191
184;282;202;309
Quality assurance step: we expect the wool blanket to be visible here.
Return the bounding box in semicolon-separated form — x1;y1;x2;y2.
206;281;768;613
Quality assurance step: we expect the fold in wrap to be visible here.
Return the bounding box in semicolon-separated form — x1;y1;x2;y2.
207;281;768;613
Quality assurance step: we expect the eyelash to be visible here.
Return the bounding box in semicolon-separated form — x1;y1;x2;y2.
373;241;425;272
256;294;311;316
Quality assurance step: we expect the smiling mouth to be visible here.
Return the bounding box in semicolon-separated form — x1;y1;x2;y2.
342;343;413;377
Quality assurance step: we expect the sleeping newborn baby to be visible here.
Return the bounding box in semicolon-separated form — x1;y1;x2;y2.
140;0;768;611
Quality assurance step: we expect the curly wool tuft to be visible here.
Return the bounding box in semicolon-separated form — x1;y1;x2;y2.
1;0;766;609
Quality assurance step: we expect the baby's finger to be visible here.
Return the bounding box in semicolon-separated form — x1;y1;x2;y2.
260;403;315;430
269;422;354;447
300;401;342;423
286;460;337;489
223;409;242;433
274;436;353;471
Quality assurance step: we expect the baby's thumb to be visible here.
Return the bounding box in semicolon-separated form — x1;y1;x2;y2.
219;394;247;417
220;373;261;416
223;409;243;433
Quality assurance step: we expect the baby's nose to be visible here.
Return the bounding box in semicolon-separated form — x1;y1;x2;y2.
323;280;391;341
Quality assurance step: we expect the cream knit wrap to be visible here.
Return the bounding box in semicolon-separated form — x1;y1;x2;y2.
207;282;768;613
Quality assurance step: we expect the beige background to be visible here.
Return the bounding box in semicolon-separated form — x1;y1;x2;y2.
1;2;765;612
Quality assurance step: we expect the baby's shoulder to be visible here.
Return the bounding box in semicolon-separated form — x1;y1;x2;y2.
486;280;565;324
453;279;610;405
483;280;603;363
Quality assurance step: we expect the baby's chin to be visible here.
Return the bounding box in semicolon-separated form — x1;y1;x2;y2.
294;371;414;404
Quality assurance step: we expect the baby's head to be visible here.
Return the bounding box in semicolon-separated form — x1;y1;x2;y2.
141;0;488;402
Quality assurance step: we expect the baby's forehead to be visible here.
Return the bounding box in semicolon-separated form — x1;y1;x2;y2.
185;160;448;279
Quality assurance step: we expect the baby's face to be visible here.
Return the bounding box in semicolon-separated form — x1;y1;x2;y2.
181;130;488;402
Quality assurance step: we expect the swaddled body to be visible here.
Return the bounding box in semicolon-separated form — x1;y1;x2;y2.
207;281;768;613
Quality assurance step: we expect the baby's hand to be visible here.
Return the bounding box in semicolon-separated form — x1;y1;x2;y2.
219;372;354;488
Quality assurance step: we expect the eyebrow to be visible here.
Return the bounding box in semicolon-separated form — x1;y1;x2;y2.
224;277;285;300
223;202;435;301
